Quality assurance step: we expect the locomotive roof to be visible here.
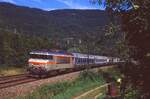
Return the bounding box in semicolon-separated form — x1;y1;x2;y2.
30;50;72;57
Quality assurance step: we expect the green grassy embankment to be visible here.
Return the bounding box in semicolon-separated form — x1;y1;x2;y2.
18;71;106;99
74;67;122;99
18;66;121;99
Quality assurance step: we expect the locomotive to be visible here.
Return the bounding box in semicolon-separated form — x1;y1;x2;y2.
27;50;120;76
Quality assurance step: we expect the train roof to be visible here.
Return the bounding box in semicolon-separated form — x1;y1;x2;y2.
72;53;95;59
29;50;114;59
94;55;109;59
30;50;73;57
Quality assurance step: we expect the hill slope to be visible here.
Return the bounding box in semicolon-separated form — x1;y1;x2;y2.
0;2;111;38
0;2;121;66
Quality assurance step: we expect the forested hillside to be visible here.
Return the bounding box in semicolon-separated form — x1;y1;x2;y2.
0;2;111;37
0;2;121;66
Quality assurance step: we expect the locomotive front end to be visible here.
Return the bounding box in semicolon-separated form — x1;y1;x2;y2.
28;59;48;75
27;51;54;75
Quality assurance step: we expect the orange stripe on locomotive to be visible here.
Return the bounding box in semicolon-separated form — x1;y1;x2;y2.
29;61;56;65
29;55;73;65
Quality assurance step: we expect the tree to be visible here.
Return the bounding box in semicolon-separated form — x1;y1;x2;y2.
91;0;150;98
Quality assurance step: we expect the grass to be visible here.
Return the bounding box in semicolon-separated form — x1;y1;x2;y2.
97;94;106;99
19;71;106;99
77;85;106;99
0;66;26;76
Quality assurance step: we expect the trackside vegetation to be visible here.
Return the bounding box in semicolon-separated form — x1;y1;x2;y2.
100;67;121;81
18;71;106;99
15;66;139;99
97;94;106;99
0;66;25;76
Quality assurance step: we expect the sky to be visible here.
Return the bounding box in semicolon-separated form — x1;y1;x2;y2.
0;0;106;11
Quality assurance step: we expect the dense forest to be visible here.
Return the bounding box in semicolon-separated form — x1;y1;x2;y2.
0;29;55;66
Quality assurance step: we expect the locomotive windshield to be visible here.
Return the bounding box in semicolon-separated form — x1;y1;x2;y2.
30;54;53;60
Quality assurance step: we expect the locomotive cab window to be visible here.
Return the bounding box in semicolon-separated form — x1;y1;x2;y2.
30;54;53;60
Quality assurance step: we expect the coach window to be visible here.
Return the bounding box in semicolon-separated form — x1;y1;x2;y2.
78;58;81;63
91;59;93;63
85;58;88;63
90;59;92;63
79;58;81;63
85;58;86;63
83;58;85;63
80;58;82;64
87;59;89;63
92;59;94;63
79;58;81;64
82;58;84;64
89;59;91;63
81;58;83;64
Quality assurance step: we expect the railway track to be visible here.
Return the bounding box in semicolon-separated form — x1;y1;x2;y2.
0;64;116;89
0;74;38;89
0;74;27;81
